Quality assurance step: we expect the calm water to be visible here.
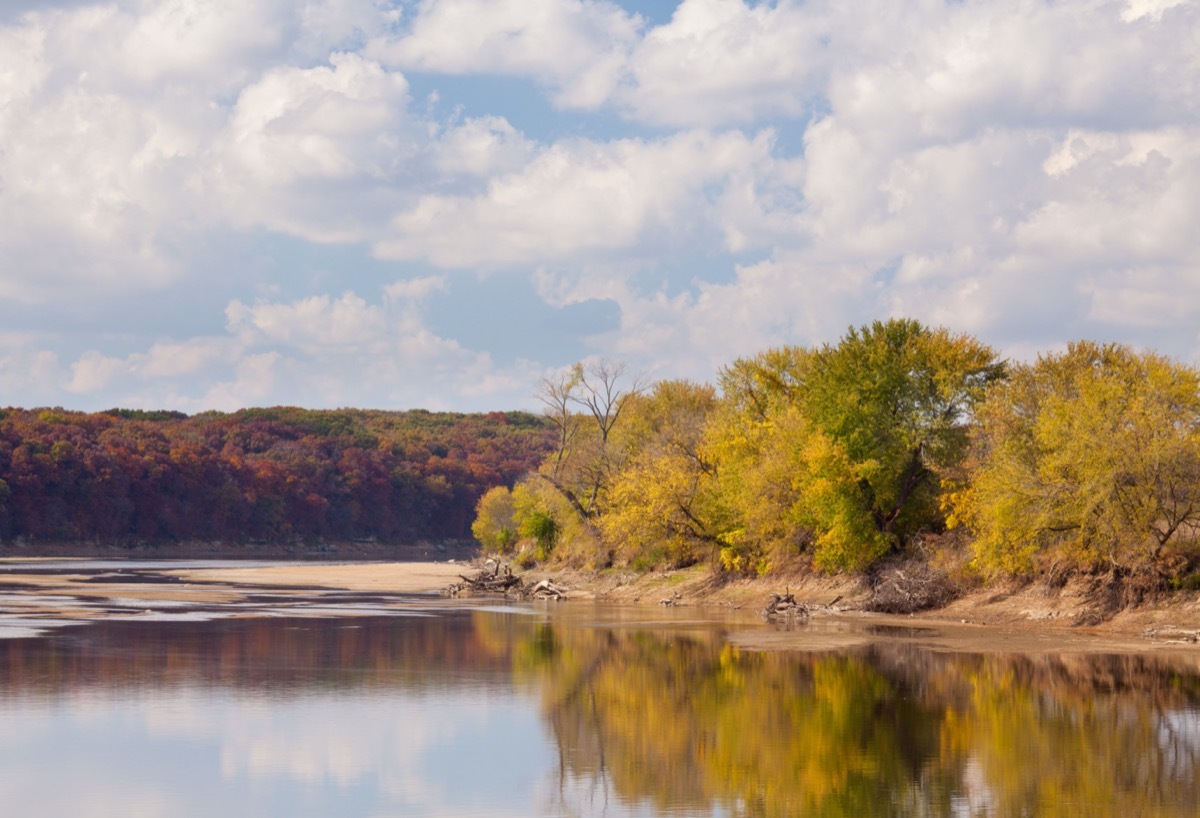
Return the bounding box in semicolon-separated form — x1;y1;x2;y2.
2;584;1200;816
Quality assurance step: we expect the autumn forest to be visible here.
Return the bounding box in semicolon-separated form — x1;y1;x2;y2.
0;406;554;549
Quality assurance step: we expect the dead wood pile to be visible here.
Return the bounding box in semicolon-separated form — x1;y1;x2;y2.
761;592;808;620
444;559;567;600
761;591;844;621
865;560;957;614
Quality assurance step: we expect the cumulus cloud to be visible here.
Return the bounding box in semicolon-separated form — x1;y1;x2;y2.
2;0;1200;413
49;277;539;411
614;0;831;126
371;0;642;108
383;273;448;302
198;352;282;411
0;1;422;302
427;116;535;179
212;52;420;241
226;292;388;349
376;129;793;267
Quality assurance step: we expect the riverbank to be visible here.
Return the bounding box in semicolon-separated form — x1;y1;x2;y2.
3;556;1200;653
543;561;1200;646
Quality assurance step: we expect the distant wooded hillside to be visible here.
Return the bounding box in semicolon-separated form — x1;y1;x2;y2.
0;407;554;548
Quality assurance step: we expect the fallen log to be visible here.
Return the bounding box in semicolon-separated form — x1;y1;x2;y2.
530;578;567;601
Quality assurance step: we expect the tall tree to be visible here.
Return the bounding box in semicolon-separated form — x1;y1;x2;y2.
951;342;1200;575
711;319;1002;572
533;360;643;521
801;319;1003;543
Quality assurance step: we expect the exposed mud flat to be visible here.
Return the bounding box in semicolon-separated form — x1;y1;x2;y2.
0;560;468;638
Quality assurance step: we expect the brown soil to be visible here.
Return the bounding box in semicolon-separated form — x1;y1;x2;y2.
536;563;1200;652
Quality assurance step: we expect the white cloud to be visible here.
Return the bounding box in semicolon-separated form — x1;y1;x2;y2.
372;0;642;108
615;0;830;126
226;292;390;349
383;274;448;302
536;252;882;385
0;347;62;405
118;0;287;88
61;340;238;402
428;116;535;179
138;339;228;378
1122;0;1190;22
48;279;541;411
823;0;1200;146
66;351;128;394
212;52;419;241
376;129;790;267
199;351;282;412
3;0;1200;411
0;3;419;302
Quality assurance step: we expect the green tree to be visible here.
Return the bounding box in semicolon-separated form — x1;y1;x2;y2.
710;320;1002;572
951;342;1200;575
802;319;1003;547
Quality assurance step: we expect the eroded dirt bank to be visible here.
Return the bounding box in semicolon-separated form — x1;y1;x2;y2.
538;563;1200;651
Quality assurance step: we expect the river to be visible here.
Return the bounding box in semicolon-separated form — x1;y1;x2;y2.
1;560;1199;817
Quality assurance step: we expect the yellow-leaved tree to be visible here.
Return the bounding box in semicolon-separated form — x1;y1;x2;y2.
709;320;1002;573
597;380;721;568
951;342;1200;575
470;485;516;554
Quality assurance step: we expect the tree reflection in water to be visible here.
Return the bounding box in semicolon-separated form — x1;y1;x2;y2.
501;615;1200;818
2;610;1199;817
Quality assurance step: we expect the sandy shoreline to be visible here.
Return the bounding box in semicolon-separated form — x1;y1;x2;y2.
164;561;469;593
0;561;469;630
2;558;1200;655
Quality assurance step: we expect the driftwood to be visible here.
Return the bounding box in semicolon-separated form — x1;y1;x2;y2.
446;559;521;596
529;578;567;601
761;591;845;620
445;560;568;601
761;591;808;620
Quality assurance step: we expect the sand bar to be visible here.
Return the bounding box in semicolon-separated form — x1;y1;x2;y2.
164;561;467;593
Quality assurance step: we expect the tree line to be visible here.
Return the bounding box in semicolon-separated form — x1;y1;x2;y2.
0;406;554;547
473;319;1200;582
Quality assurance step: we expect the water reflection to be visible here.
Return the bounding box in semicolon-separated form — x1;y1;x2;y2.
1;610;1199;817
517;619;1200;817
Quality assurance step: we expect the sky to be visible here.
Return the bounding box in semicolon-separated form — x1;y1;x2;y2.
0;0;1198;413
